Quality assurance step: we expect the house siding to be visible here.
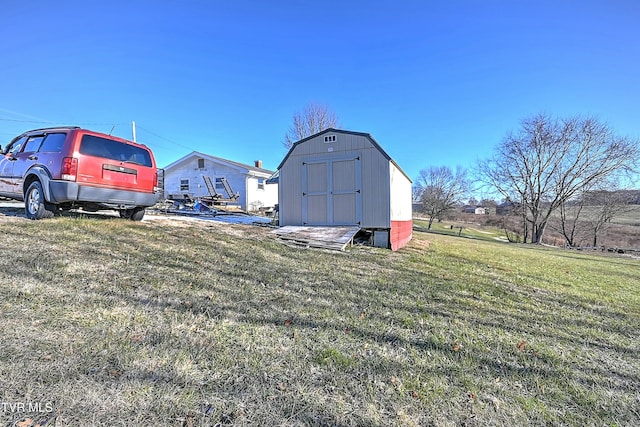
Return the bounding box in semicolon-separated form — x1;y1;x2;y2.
164;160;244;202
245;175;278;211
163;152;277;211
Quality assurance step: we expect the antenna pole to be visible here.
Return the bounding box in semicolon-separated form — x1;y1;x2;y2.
132;121;137;142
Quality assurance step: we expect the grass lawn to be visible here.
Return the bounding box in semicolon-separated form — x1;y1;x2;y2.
413;218;507;242
0;213;638;426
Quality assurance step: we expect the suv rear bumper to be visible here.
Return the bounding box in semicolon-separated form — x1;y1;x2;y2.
49;180;159;209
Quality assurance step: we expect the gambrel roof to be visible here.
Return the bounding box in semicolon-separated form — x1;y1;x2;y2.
277;128;411;182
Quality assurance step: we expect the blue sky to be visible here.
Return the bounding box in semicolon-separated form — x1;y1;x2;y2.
1;0;639;182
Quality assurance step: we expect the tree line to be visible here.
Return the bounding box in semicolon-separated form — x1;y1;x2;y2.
414;113;639;246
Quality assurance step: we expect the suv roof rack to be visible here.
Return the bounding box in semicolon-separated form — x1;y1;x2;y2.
25;126;81;133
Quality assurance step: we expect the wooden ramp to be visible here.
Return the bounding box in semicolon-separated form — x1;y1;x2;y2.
272;226;360;251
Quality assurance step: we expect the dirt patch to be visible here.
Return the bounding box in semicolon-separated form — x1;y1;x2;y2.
143;213;273;240
0;204;272;239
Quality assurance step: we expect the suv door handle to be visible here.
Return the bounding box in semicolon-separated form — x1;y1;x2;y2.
7;155;18;161
28;155;38;160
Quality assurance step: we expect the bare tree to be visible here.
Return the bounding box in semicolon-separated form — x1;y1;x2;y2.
499;212;525;243
412;184;423;203
478;113;639;244
556;187;635;247
556;196;586;247
282;102;340;149
415;166;469;229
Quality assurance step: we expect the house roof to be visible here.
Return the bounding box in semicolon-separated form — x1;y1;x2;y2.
163;151;274;176
276;128;412;182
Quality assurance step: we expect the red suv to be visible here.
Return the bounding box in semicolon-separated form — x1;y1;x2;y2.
0;127;160;220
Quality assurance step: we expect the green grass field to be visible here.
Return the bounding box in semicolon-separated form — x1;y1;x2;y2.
413;218;508;242
0;213;638;426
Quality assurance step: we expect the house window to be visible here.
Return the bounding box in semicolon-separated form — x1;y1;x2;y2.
215;177;225;191
197;158;205;169
257;178;265;190
180;179;189;191
324;135;336;143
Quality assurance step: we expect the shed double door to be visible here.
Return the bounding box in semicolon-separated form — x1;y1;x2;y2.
302;156;362;225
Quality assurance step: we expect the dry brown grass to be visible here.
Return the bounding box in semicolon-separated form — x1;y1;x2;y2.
0;208;638;426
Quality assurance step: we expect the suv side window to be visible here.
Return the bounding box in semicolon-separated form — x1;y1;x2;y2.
39;133;66;152
22;135;45;153
6;136;27;155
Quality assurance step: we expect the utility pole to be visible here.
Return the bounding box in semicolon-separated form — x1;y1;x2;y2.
132;121;137;142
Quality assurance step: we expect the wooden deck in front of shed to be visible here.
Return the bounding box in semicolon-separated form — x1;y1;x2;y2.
272;226;360;251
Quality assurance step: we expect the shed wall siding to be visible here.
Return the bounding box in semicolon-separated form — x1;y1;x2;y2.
389;162;413;221
389;162;413;250
391;220;413;251
279;133;392;228
279;164;303;224
360;148;390;228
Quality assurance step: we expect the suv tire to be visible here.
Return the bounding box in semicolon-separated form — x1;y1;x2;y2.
25;181;56;220
119;207;146;221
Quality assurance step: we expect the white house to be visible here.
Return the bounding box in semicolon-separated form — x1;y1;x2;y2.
276;128;412;250
162;151;278;212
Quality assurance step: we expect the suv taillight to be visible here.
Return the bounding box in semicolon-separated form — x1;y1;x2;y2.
153;171;161;192
61;157;78;181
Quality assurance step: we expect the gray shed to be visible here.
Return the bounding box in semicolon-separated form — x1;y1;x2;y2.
276;128;412;250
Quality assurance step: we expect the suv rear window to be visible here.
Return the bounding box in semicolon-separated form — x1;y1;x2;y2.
80;135;153;167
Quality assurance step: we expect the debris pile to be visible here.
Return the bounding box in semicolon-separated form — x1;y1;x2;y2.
152;197;275;226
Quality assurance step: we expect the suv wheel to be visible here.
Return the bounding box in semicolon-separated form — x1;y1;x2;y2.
130;207;146;221
119;207;145;221
25;181;55;220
